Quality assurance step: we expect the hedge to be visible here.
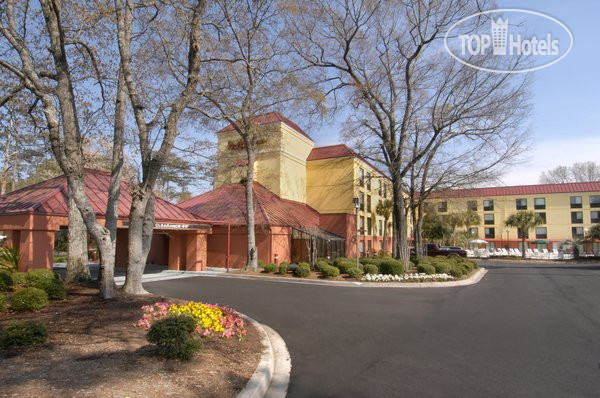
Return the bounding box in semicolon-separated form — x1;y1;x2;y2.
378;259;405;275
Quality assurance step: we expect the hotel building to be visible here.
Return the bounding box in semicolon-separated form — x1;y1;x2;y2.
180;112;393;267
426;183;600;252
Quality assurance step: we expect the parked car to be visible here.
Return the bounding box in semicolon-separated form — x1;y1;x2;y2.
424;244;467;257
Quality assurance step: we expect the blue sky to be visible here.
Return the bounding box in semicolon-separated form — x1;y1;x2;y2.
310;1;599;186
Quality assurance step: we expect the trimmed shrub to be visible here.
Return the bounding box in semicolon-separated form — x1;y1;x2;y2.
346;267;364;280
24;269;66;300
277;262;289;275
11;272;27;287
360;257;382;266
294;263;310;278
262;263;277;273
257;259;266;269
448;266;464;278
363;264;379;275
417;263;436;275
315;260;329;272
0;321;48;348
379;259;405;275
333;259;358;274
0;271;13;291
11;287;49;312
316;257;331;265
320;265;340;278
146;315;202;360
0;293;5;311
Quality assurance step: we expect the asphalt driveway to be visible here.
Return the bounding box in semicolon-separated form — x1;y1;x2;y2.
145;263;600;397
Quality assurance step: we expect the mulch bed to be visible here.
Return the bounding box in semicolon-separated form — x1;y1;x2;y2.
0;285;261;398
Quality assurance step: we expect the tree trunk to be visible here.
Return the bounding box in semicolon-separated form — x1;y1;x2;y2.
101;68;127;296
382;217;388;254
0;120;12;195
122;190;154;295
521;236;526;259
392;178;410;270
66;178;115;298
65;195;90;282
245;146;258;271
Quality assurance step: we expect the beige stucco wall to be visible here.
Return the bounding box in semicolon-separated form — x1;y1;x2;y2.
214;122;313;203
427;191;600;242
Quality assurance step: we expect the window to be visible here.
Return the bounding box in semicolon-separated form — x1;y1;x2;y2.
570;196;582;208
590;195;600;208
484;227;495;239
571;211;583;224
359;216;365;233
378;220;383;236
591;211;600;224
367;217;372;235
467;200;477;211
359;240;365;256
367;195;372;212
516;198;527;210
367;240;372;255
366;172;371;190
468;227;478;237
438;201;447;213
483;199;494;211
359;168;364;187
378;180;383;196
536;212;547;224
572;227;584;239
535;227;547;239
359;192;364;211
534;198;546;210
517;228;529;239
484;214;494;225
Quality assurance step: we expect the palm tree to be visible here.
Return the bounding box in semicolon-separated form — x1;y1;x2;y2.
505;211;543;259
376;199;393;254
587;224;600;240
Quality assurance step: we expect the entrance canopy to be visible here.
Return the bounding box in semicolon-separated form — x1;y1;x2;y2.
0;170;211;271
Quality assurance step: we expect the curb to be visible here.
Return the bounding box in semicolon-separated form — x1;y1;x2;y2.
237;315;291;398
178;268;488;289
359;267;488;288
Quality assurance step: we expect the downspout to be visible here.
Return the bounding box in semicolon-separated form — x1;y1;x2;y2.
226;223;231;272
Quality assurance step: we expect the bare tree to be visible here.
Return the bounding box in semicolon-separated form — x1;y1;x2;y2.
540;162;600;184
0;1;125;297
114;0;206;293
195;0;317;271
288;1;531;266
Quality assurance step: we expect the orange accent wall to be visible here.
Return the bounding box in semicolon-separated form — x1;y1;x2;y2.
207;225;292;268
320;213;357;258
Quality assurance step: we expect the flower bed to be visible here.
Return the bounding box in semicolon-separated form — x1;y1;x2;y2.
136;301;247;340
362;272;454;282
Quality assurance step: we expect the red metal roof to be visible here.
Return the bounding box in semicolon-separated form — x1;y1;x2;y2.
218;111;313;142
428;181;600;199
0;170;204;224
307;144;390;180
179;182;321;228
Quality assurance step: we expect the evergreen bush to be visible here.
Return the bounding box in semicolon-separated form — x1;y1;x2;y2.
146;315;202;360
11;287;49;312
294;263;311;277
0;321;48;348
